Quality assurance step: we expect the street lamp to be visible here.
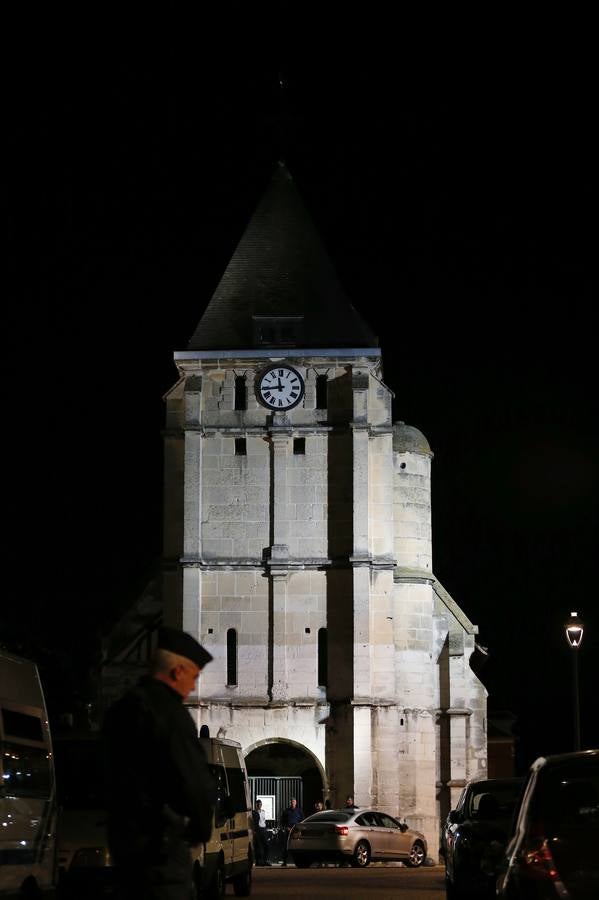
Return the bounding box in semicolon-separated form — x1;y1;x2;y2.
565;611;584;751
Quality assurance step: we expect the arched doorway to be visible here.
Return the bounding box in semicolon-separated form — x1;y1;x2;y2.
245;740;325;825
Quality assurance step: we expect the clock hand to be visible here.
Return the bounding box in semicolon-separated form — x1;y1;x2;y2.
277;378;283;390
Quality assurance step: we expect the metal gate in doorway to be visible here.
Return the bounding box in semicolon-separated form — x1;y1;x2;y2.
248;776;303;828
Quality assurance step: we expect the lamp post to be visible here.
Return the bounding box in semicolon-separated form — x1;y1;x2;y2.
565;611;584;751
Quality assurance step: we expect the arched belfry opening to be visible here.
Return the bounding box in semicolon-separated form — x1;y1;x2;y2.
245;740;325;825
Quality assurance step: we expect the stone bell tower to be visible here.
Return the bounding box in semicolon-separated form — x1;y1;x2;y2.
160;162;487;858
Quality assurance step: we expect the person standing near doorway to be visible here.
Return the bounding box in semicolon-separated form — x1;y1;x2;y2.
280;797;303;865
252;799;270;866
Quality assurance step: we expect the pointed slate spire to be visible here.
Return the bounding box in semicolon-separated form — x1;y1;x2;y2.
187;162;378;351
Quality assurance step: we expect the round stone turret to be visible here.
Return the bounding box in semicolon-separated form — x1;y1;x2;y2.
392;421;433;572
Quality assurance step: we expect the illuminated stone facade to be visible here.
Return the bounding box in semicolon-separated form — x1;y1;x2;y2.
160;165;487;859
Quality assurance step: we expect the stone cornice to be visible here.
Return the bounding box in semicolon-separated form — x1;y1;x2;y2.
180;556;397;571
188;698;330;710
164;424;394;437
394;566;435;584
180;556;331;570
174;348;381;363
350;554;395;570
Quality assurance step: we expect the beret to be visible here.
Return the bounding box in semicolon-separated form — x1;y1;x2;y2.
157;626;213;669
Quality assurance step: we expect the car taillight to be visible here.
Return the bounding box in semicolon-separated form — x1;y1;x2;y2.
335;825;349;836
521;838;566;888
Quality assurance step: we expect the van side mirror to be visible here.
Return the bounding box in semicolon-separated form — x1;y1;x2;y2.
448;810;462;825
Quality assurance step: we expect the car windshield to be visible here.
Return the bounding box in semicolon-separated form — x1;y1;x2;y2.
303;811;352;823
467;782;523;820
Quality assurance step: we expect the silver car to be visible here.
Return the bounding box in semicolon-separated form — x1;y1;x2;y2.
288;808;427;868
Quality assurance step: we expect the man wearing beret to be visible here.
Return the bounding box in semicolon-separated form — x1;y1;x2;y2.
104;626;215;899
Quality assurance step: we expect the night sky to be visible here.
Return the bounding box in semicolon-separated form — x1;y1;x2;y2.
5;37;598;770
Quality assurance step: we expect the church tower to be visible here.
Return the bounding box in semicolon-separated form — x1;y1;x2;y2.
161;163;487;857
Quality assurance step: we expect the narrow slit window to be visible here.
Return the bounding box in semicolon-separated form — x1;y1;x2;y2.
235;438;247;456
293;438;305;455
316;375;328;409
318;627;328;687
234;376;247;410
227;628;238;686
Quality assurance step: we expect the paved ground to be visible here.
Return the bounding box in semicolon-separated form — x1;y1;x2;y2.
251;864;446;898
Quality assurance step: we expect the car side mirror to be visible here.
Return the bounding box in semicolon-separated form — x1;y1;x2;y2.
448;810;462;825
399;822;408;833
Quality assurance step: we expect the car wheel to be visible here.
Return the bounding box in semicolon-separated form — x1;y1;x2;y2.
351;840;371;867
406;840;425;868
232;856;252;896
205;860;225;899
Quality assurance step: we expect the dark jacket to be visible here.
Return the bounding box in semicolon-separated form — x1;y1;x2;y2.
281;804;303;828
103;676;215;861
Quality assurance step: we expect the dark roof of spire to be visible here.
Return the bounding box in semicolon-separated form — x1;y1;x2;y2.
187;162;378;351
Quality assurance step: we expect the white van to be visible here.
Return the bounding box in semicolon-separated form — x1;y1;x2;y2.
0;650;57;897
191;735;253;898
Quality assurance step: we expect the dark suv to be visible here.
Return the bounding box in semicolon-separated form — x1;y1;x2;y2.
497;749;599;899
443;775;524;899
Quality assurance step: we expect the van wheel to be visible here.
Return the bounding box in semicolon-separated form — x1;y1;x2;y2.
206;860;225;899
19;876;42;899
232;859;252;896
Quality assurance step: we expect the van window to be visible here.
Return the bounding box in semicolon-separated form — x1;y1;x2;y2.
2;743;52;797
1;708;44;742
227;766;248;813
210;764;229;827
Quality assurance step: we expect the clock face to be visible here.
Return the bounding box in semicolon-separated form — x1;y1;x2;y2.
257;365;305;411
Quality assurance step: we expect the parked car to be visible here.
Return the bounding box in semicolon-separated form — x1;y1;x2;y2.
288;807;427;868
496;748;599;899
443;775;524;898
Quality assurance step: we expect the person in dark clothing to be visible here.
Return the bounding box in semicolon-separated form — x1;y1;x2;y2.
345;795;358;809
104;627;215;900
280;797;303;865
252;799;270;865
